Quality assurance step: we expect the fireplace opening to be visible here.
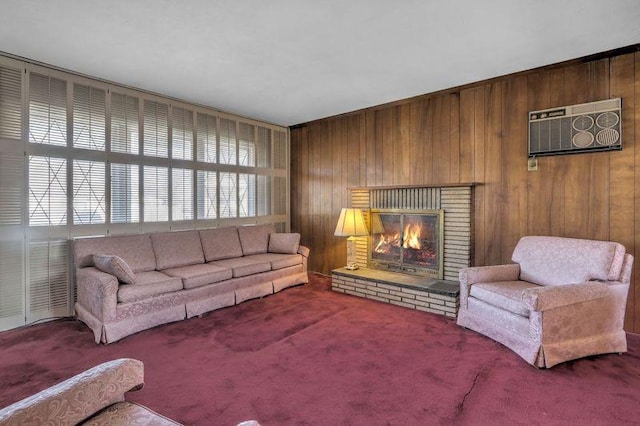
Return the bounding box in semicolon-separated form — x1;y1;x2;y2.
368;209;443;278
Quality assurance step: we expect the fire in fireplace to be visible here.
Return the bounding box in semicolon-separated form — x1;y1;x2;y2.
368;209;443;278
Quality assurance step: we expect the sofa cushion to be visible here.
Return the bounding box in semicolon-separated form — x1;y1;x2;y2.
199;227;243;261
469;281;538;318
512;236;626;286
117;271;183;303
162;263;233;290
268;233;300;254
74;234;156;273
246;253;303;270
150;230;205;270
209;257;271;278
238;224;274;255
93;254;136;284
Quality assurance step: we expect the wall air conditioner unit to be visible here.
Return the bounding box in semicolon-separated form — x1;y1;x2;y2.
528;98;621;157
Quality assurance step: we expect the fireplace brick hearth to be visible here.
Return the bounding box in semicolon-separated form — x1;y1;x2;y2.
331;267;459;318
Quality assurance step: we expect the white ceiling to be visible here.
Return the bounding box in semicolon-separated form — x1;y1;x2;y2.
1;1;639;127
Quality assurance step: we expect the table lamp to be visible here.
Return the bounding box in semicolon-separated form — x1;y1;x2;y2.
334;208;368;270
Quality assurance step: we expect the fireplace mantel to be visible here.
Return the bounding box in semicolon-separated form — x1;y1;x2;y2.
348;182;478;191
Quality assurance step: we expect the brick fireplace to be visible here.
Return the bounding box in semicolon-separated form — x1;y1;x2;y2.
331;184;474;317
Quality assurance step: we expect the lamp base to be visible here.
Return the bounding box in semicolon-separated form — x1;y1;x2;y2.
345;263;359;270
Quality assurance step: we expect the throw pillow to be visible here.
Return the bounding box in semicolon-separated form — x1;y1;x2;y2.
268;233;301;254
93;254;136;284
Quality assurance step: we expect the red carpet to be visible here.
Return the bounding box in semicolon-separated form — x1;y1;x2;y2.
1;273;640;425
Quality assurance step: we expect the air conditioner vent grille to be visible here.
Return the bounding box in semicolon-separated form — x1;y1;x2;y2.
528;98;621;157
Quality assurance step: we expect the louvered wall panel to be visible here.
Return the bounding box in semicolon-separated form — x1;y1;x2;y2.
0;65;22;140
28;239;69;322
0;238;24;330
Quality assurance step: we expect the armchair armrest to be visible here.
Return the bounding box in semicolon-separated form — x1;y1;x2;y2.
0;358;144;425
522;282;609;311
460;264;520;286
76;267;119;322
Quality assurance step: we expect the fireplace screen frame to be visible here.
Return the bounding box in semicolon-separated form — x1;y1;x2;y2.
368;208;444;279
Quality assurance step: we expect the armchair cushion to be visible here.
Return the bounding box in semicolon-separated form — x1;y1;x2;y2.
469;281;537;317
238;224;274;255
521;281;610;311
199;227;243;261
151;231;205;270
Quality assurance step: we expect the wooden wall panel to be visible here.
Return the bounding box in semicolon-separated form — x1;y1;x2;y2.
290;48;640;332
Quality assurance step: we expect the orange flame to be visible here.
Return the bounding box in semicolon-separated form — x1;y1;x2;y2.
402;223;422;249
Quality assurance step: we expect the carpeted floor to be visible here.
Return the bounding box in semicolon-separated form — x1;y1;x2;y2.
1;273;640;425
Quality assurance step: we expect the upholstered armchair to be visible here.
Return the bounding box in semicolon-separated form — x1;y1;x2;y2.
457;236;633;368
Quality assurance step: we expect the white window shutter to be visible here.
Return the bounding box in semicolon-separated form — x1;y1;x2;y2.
143;166;168;222
72;160;105;224
197;170;217;220
29;73;67;146
73;84;106;150
0;65;22;140
172;106;194;160
238;173;256;218
111;92;139;154
143;100;169;158
219;118;237;165
273;130;287;169
27;239;69;323
28;156;67;226
172;168;193;221
256;126;271;168
238;122;255;167
219;172;237;218
111;163;139;223
196;113;217;163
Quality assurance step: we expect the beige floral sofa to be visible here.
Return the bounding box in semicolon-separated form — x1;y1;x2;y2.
73;224;309;344
0;358;180;425
457;236;633;368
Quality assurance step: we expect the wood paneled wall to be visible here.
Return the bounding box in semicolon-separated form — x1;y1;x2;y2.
290;48;640;332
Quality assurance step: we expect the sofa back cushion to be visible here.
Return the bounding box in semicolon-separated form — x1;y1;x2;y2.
199;227;243;261
268;233;301;254
238;224;275;255
150;230;205;270
74;234;156;273
512;236;626;286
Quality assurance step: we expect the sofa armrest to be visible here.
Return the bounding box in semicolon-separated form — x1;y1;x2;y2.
522;282;609;311
77;267;119;322
297;245;310;258
0;358;144;425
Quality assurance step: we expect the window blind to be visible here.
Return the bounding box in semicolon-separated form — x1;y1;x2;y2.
29;73;67;146
111;163;139;223
238;122;255;167
196;113;217;163
197;170;217;219
0;65;22;140
172;106;193;160
238;173;255;217
172;168;193;221
29;156;67;226
111;92;139;154
143;100;169;158
143;166;168;222
73;84;106;151
219;118;237;165
72;160;105;224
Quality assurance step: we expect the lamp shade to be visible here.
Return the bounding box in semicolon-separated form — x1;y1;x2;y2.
334;208;368;237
